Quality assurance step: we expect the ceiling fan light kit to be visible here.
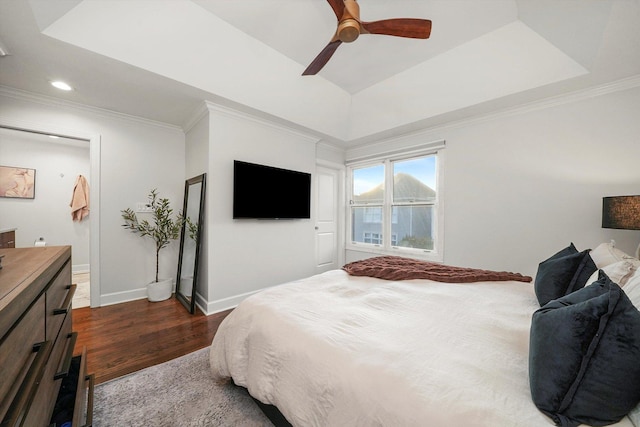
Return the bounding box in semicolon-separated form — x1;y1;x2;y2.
338;19;360;43
303;0;432;76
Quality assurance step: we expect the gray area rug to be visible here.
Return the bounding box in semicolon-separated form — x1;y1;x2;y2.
93;347;273;426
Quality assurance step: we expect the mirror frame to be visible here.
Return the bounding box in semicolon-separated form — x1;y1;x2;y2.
176;173;206;314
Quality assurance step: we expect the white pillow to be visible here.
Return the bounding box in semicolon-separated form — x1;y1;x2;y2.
590;243;636;269
624;268;640;309
630;403;640;427
585;260;639;287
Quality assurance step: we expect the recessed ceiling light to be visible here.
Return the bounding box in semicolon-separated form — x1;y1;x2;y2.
50;80;73;91
49;135;60;139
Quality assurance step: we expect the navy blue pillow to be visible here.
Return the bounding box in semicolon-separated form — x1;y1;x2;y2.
529;271;640;427
534;243;596;306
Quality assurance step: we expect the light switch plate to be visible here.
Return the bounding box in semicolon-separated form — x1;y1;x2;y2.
136;202;153;213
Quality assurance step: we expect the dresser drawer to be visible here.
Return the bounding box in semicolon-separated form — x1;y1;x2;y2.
73;347;94;427
0;295;45;421
23;313;74;427
0;246;75;426
45;261;74;342
50;347;94;427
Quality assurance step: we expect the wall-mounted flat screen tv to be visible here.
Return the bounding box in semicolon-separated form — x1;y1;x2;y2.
233;160;311;219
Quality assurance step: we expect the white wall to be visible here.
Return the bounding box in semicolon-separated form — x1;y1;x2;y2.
0;90;185;306
346;84;640;278
202;104;320;312
0;130;90;270
185;111;210;303
4;82;638;310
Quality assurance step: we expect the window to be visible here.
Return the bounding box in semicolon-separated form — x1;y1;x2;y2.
362;232;397;245
363;207;382;223
363;232;382;244
347;149;443;260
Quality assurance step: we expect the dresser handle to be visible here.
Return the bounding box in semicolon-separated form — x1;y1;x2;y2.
54;332;78;380
53;284;77;315
2;341;52;427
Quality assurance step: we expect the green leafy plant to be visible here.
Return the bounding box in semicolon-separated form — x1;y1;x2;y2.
121;189;184;283
186;217;198;241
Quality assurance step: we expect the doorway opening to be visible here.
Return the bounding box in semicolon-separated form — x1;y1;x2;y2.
0;123;101;307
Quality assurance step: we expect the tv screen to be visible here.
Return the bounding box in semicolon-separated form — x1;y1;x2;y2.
233;160;311;219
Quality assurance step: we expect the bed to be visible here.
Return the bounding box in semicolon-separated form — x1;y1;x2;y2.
210;246;640;427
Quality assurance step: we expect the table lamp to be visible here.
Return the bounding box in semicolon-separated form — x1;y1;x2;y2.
602;195;640;258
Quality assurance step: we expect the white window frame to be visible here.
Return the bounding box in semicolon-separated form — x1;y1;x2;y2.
346;143;445;262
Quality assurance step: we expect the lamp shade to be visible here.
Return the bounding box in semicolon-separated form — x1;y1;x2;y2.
602;196;640;230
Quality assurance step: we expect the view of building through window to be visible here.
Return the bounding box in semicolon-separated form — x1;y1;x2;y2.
350;155;437;251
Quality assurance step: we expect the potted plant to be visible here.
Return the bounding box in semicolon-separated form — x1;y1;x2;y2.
121;189;184;302
179;218;199;297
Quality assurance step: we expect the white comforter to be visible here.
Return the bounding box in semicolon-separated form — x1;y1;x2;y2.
210;270;634;427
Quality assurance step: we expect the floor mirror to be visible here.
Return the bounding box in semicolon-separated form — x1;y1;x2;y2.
176;173;206;313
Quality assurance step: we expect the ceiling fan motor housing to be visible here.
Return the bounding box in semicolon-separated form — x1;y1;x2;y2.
338;19;360;42
302;0;431;75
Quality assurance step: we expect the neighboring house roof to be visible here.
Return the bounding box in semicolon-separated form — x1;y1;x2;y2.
355;173;435;204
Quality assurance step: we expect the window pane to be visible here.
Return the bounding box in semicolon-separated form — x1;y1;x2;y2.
393;156;436;203
363;207;382;223
353;164;384;204
352;206;382;244
391;205;434;250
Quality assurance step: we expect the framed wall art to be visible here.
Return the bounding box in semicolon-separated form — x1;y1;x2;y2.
0;166;36;199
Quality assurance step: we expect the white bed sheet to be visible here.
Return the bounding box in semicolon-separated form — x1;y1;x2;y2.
210;269;634;427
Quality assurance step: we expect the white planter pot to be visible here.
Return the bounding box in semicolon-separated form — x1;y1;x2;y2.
147;278;173;302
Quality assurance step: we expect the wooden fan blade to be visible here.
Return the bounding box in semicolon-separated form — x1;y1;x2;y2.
302;40;342;75
326;0;345;21
362;18;432;39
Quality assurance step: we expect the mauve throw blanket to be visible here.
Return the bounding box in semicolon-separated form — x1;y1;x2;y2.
342;256;532;283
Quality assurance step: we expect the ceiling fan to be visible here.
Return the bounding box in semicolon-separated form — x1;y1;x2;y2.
302;0;432;76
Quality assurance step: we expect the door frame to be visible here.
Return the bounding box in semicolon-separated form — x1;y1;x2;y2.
316;159;346;271
0;117;101;307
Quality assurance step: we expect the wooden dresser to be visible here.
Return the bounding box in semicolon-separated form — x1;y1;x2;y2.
0;246;93;427
0;229;16;249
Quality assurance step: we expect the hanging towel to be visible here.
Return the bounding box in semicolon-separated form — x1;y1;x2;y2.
70;175;90;222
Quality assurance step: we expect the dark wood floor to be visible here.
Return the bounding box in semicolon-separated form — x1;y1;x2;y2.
72;296;232;384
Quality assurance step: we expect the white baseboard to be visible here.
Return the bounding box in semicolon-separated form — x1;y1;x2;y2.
201;289;262;315
97;281;178;307
99;288;147;307
72;264;90;274
97;286;260;313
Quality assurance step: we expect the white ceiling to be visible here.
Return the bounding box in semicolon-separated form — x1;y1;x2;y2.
1;0;639;146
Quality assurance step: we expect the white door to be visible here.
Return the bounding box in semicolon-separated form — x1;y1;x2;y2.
315;166;342;273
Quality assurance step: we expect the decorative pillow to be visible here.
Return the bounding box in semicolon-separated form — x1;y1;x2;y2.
534;243;597;306
623;270;640;427
590;242;637;269
529;271;640;427
585;260;639;288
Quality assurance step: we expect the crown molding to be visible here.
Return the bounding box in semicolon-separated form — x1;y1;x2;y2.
182;101;210;133
203;101;320;144
316;141;345;154
0;85;183;133
346;74;640;154
441;74;640;132
429;74;640;134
